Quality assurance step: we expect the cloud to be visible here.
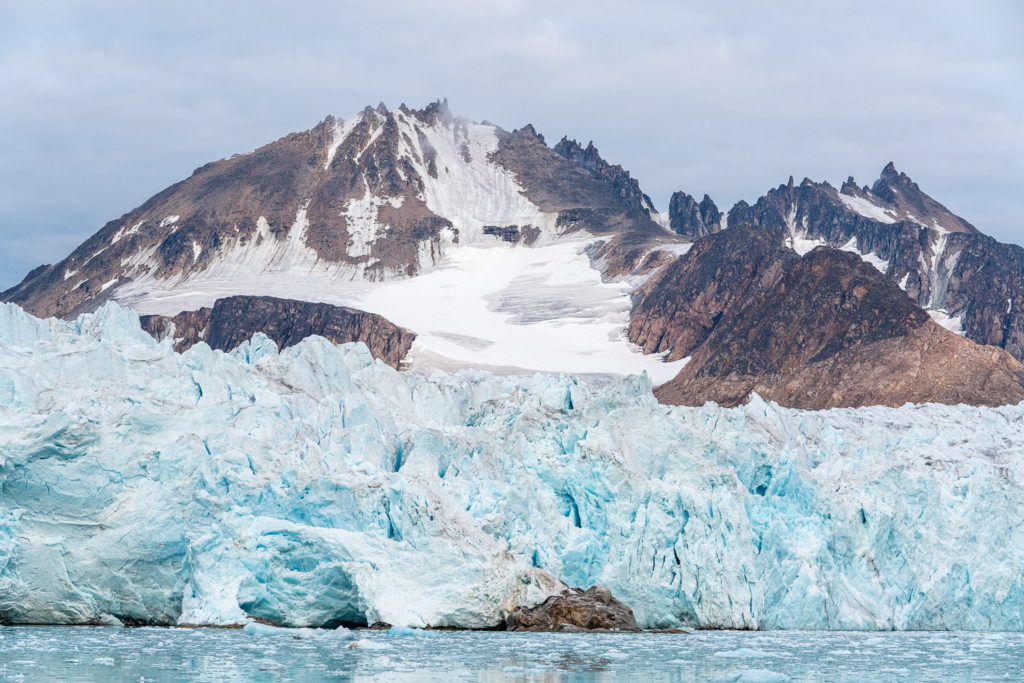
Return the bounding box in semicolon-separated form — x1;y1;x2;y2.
0;0;1022;288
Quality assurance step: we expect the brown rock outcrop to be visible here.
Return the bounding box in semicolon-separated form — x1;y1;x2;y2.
629;224;797;362
505;586;639;633
140;295;414;368
638;227;1024;410
488;125;686;276
681;164;1024;363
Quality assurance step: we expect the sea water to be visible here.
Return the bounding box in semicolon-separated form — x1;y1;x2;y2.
1;627;1022;682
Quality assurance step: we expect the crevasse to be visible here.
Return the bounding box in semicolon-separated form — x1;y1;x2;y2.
1;302;1023;630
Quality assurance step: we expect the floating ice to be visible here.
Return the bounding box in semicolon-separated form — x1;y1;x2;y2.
711;671;792;683
346;638;390;649
1;302;1024;630
386;626;433;637
716;649;770;659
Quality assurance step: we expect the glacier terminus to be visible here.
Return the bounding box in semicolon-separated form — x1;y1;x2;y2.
1;302;1023;631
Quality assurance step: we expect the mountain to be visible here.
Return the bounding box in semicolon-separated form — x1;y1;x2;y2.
635;225;1024;409
3;103;1022;409
1;99;686;382
672;164;1024;362
1;100;671;321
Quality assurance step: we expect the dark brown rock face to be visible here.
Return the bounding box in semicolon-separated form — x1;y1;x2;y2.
550;137;652;215
629;224;798;362
691;164;1024;363
936;232;1024;362
488;126;685;276
668;191;722;238
505;586;639;633
482;225;541;245
140;295;414;368
140;307;212;353
650;242;1024;409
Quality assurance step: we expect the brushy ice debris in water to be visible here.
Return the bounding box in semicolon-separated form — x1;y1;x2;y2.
1;301;1024;630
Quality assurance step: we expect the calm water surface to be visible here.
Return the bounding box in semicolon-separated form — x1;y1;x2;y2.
1;626;1022;682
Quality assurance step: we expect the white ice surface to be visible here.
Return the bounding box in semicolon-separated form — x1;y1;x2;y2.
787;234;826;256
117;239;686;383
928;309;966;335
839;238;888;274
837;193;898;224
103;109;671;379
2;302;1024;631
651;211;672;231
324;117;360;170
784;209;827;257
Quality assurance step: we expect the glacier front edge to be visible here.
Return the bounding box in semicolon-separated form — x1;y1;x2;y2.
1;302;1022;630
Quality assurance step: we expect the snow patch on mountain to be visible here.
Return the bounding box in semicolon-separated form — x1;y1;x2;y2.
116;234;683;381
391;109;558;242
928;309;966;335
340;186;405;259
651;210;672;231
837;192;898;224
324;116;361;170
839;238;888;274
111;220;145;245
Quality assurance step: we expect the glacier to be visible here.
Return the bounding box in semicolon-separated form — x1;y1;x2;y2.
1;302;1024;631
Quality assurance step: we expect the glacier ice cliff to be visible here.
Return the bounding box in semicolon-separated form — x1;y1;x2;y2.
1;302;1024;630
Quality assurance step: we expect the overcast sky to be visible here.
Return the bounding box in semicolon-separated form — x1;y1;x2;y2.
1;0;1022;288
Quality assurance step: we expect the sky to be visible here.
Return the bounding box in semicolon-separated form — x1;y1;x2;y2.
1;0;1022;289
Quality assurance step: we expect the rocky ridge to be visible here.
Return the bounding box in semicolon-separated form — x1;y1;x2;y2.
675;164;1024;363
140;295;414;368
667;191;723;238
634;225;1024;409
2;100;682;321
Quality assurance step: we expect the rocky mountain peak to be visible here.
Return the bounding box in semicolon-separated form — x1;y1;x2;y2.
667;191;722;238
412;98;453;126
840;176;863;195
872;161;922;200
553;137;598;168
551;137;649;215
644;230;1024;410
517;123;545;144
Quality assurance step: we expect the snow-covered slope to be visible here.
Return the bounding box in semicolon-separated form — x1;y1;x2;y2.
2;302;1024;630
2;100;681;381
124;238;687;383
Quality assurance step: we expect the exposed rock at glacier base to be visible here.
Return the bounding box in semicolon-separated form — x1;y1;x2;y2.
505;585;639;632
2;302;1024;631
